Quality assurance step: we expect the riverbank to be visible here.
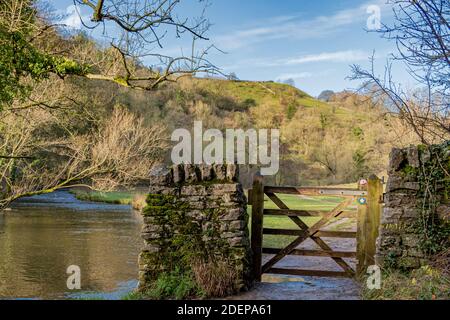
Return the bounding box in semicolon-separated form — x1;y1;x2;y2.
70;189;146;211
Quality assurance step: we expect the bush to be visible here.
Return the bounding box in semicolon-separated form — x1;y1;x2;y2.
131;193;147;211
192;258;238;298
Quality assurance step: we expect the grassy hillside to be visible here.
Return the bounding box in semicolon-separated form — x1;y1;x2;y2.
190;78;328;109
99;74;411;186
184;77;369;128
70;73;413;188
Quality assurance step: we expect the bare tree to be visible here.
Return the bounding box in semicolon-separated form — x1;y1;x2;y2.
72;0;222;90
0;106;168;208
0;0;222;110
0;0;216;207
350;0;449;144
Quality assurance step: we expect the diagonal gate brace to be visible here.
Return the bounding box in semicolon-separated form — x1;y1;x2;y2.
262;193;355;276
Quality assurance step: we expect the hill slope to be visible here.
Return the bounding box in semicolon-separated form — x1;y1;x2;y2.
110;75;410;186
191;78;327;108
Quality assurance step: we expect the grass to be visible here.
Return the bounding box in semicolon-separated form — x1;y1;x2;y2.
362;265;450;300
248;193;356;248
121;290;147;300
70;189;135;205
132;269;201;300
191;77;333;111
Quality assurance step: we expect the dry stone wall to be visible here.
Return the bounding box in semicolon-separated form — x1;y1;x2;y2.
376;142;450;269
138;164;252;297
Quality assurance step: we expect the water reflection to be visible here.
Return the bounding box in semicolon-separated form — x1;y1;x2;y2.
0;191;142;299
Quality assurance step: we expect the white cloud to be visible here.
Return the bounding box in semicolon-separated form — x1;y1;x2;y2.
62;5;85;29
223;50;374;71
215;0;391;51
281;50;370;65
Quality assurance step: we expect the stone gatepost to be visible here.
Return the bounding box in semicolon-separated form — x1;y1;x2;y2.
138;164;252;297
376;142;450;269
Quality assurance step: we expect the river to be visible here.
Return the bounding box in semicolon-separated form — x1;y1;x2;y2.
0;190;142;300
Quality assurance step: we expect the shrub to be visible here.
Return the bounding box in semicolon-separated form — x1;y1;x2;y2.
131;194;147;211
192;257;238;298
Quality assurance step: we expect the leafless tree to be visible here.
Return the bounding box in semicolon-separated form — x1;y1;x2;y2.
72;0;222;90
0;106;168;208
350;0;449;144
0;0;219;207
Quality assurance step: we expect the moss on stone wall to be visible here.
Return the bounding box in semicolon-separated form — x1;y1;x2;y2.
378;141;450;270
414;142;450;256
139;164;252;299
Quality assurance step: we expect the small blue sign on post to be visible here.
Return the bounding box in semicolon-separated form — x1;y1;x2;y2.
358;197;367;205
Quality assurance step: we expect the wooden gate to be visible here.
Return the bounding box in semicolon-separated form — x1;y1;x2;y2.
248;174;383;281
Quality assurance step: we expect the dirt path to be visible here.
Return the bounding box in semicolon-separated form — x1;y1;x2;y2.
228;219;361;300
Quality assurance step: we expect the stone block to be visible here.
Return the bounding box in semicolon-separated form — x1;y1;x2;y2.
386;175;405;192
199;164;214;181
142;232;160;241
402;234;420;247
228;237;247;247
210;183;240;194
213;164;227;180
184;164;200;183
404;182;420;191
382;207;403;221
388;148;405;173
221;231;245;239
402;208;420;218
437;204;450;221
142;224;162;233
406;247;425;258
406;146;420;168
226;164;239;182
384;193;403;207
186;210;203;220
181;185;209;196
379;235;401;247
229;220;246;230
142;243;160;253
189;201;206;210
173;164;185;184
149;165;172;186
220;208;245;221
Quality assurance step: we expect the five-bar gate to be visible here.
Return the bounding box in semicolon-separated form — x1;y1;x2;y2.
249;174;383;281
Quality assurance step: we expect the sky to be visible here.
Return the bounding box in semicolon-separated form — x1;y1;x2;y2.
50;0;413;97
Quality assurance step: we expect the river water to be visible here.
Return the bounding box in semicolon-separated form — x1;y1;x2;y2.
0;191;142;300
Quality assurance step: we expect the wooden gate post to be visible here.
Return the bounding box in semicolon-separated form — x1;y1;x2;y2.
357;175;382;277
250;173;264;282
356;198;367;277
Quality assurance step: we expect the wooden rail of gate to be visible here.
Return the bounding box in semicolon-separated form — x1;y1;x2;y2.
249;174;383;281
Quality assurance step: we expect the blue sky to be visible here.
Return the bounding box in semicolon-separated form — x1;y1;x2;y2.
51;0;412;96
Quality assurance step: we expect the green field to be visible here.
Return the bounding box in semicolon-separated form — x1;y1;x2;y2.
248;193;355;248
